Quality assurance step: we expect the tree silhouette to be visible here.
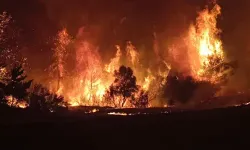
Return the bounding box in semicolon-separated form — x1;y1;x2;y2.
105;66;149;108
177;76;197;103
132;90;149;108
163;69;220;105
163;70;198;105
4;65;32;105
46;93;67;112
163;71;179;105
108;66;139;107
29;84;68;112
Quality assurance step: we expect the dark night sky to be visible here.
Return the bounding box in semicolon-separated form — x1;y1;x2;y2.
0;0;250;88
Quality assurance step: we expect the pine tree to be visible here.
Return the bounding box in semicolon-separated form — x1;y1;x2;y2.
4;65;32;105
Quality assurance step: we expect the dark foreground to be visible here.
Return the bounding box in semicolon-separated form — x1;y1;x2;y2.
0;105;250;149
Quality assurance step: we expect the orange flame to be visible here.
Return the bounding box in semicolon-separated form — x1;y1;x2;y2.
47;32;168;107
105;45;122;74
45;3;225;108
187;3;224;82
42;2;226;108
50;28;71;95
6;96;28;109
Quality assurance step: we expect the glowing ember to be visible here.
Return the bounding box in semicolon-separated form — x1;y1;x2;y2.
108;112;130;116
91;108;99;113
84;108;100;114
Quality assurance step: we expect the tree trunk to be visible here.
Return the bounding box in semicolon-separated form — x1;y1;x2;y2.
112;96;117;107
57;66;60;92
121;97;126;107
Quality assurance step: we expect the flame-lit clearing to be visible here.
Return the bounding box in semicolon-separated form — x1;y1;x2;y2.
187;2;224;82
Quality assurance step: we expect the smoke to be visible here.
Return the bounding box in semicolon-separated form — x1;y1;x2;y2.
218;0;250;91
38;0;198;45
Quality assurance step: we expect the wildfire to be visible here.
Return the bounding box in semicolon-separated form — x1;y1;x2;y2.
43;1;226;108
47;34;164;107
187;2;224;82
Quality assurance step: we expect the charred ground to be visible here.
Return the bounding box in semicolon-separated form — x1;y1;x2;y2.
0;104;249;148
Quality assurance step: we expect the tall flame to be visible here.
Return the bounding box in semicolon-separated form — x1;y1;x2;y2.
105;45;122;74
187;3;224;82
68;41;105;106
126;41;140;67
50;28;71;95
44;2;224;108
47;32;169;107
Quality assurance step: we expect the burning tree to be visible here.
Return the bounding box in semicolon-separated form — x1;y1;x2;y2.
109;66;138;107
49;28;71;94
162;1;236;107
105;65;149;108
200;60;237;85
186;2;236;86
